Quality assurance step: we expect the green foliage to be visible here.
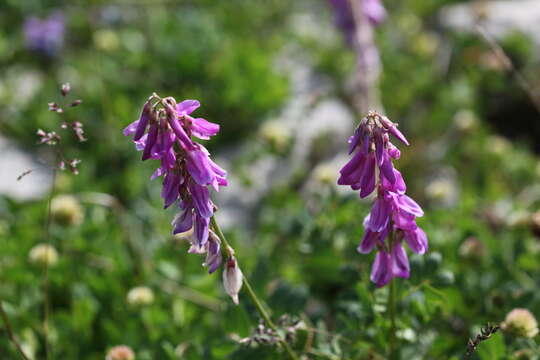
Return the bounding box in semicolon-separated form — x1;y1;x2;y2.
1;0;540;359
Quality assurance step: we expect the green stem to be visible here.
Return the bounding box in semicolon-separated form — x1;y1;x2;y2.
0;301;30;360
385;229;398;359
388;277;396;359
210;216;299;360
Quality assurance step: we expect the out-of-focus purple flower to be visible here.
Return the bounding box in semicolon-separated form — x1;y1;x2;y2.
338;111;427;287
328;0;386;44
23;12;65;56
124;94;227;272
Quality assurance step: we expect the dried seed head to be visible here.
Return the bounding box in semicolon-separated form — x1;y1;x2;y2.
29;243;59;267
51;194;84;226
501;308;539;338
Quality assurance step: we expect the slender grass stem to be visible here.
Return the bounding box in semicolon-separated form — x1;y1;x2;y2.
43;167;57;360
0;301;30;360
388;277;397;359
210;216;299;360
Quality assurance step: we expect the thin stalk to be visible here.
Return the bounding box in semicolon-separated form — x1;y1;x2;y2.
0;302;30;360
388;277;396;359
387;231;397;359
210;216;299;360
43;167;57;360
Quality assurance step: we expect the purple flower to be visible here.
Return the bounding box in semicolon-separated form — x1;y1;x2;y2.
328;0;386;44
125;94;227;272
23;12;65;56
338;111;428;287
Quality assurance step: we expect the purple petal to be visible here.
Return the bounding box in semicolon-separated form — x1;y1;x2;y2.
370;251;392;287
188;181;213;218
389;126;409;146
205;236;222;274
359;153;376;198
382;168;406;194
396;195;424;217
134;102;152;141
379;151;396;184
366;197;391;232
186;149;214;186
162;172;181;209
375;132;384;166
338;151;366;186
142;123;158;161
167;112;194;149
123;120;139;136
357;229;378;254
392;210;417;231
172;207;193;234
176;100;200;115
347;127;362;154
403;227;428;254
191;117;220;140
193;213;209;246
391;242;410;278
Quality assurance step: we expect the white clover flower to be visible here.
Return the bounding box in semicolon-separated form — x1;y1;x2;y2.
501;308;539;338
29;243;59;267
126;286;154;307
51;194;83;226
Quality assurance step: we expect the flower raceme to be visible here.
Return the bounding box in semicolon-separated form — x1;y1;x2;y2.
124;94;227;274
338;111;428;287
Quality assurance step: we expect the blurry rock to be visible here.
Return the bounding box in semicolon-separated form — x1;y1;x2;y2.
459;237;486;260
501;308;539;338
440;0;540;47
29;243;59;267
106;345;135;360
126;286;154;306
51;194;84;226
0;137;53;201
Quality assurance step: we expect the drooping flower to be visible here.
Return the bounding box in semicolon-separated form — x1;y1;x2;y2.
223;255;243;305
328;0;386;44
124;94;227;272
23;12;65;56
339;111;427;287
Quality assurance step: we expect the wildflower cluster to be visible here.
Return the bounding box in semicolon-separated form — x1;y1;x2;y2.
338;111;427;287
23;12;65;56
123;94;227;274
33;83;84;176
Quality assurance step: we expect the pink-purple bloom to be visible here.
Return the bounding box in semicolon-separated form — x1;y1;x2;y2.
338;111;427;287
23;12;65;56
328;0;386;44
124;94;227;273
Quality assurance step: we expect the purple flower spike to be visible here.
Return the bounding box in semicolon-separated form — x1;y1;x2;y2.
338;111;427;287
124;94;228;274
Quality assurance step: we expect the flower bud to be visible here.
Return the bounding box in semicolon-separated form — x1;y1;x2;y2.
223;256;243;305
51;195;84;226
29;243;59;267
106;345;135;360
501;308;539;338
61;83;70;96
126;286;154;306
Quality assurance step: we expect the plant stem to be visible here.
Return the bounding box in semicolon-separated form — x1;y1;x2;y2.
388;277;397;359
43;168;57;360
210;216;299;360
0;301;30;360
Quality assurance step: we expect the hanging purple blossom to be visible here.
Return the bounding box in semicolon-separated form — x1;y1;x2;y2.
23;12;65;56
338;111;428;287
124;94;227;273
328;0;386;44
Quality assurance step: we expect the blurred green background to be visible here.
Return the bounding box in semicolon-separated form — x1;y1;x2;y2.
1;0;540;359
